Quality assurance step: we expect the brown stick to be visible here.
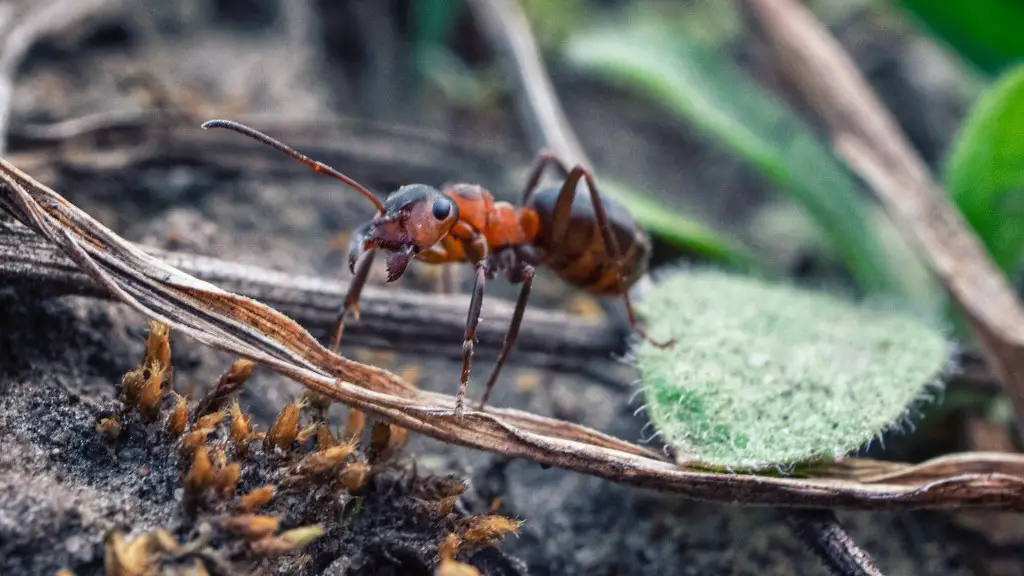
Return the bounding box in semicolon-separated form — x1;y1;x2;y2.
0;218;620;368
784;510;886;576
741;0;1024;427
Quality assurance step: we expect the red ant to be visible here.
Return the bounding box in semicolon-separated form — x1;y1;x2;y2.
201;119;674;414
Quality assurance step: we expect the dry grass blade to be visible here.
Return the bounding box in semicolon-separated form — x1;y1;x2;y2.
741;0;1024;428
4;157;1024;510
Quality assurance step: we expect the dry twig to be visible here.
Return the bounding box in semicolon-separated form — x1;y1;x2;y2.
783;510;884;576
5;155;1024;511
0;218;619;368
742;0;1024;428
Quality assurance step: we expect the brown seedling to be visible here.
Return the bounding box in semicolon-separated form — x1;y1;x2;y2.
435;533;479;576
181;427;213;454
218;514;280;540
216;462;241;497
265;398;303;452
461;515;523;549
250;525;325;558
237;485;276;513
202;119;673;415
184;446;216;499
284;441;358;486
192;359;255;420
120;368;146;410
103;529;178;576
96;417;122;441
167;392;188;437
316;423;339;450
144;320;171;369
341;408;366;441
436;496;457;519
229;401;253;456
296;423;319;444
138;365;167;423
196;409;227;431
339;461;369;492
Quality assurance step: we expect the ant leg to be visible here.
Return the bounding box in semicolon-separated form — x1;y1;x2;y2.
330;248;377;354
478;262;535;410
519;149;572;206
550;167;675;348
456;259;492;414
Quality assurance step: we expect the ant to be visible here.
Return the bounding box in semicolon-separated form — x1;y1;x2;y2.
201;119;674;414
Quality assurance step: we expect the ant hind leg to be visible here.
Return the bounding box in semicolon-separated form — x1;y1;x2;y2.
549;166;675;349
519;149;573;206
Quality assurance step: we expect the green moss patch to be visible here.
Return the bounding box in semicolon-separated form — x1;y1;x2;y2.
634;269;948;471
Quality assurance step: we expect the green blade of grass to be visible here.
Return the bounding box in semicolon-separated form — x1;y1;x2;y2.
945;63;1024;278
898;0;1024;76
601;179;760;272
563;25;937;309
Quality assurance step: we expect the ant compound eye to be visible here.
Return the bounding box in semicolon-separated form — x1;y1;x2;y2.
432;197;452;220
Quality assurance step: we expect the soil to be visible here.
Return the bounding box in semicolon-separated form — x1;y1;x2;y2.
0;1;1004;575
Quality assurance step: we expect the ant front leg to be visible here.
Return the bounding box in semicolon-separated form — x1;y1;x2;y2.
329;223;377;354
478;260;535;411
551;167;675;349
456;258;494;415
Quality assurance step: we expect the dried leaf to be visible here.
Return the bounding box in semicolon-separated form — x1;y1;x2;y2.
4;158;1024;510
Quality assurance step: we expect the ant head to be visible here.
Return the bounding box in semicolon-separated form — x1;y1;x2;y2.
198;120;461;283
366;184;460;281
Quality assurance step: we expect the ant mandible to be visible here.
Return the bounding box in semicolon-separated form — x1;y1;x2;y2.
201;119;674;414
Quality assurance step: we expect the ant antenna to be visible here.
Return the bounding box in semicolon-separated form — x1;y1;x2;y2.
201;119;385;213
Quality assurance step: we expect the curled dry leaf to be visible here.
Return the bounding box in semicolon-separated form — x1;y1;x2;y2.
4;158;1024;509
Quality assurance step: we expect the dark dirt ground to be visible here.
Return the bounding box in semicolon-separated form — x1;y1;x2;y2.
0;1;1011;575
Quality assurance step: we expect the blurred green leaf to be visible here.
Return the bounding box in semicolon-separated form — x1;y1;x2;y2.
898;0;1024;75
563;26;938;309
945;63;1024;277
601;179;760;272
410;0;466;74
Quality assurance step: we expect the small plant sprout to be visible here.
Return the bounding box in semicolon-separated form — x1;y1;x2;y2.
634;268;949;470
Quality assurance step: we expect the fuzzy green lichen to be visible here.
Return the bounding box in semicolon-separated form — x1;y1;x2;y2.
634;269;948;471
